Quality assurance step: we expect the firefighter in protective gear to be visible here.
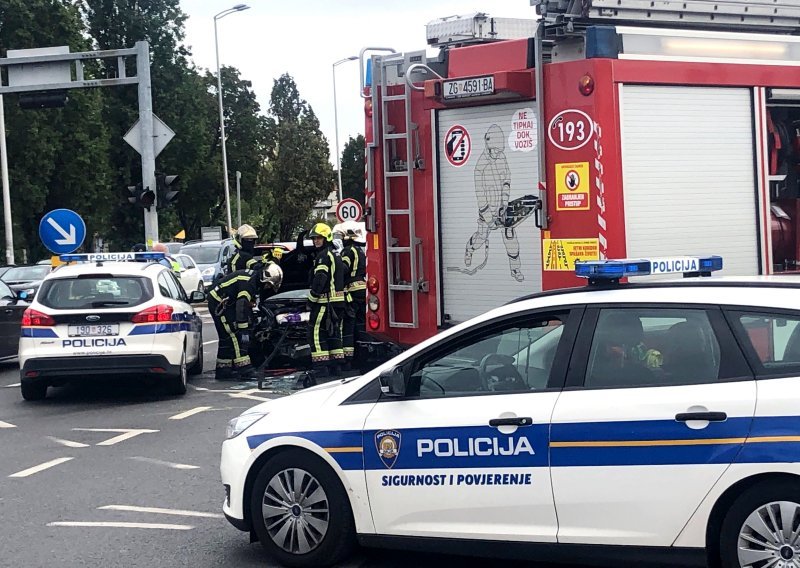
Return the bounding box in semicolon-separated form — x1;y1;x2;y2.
334;222;366;369
307;223;346;378
227;224;261;273
208;268;260;380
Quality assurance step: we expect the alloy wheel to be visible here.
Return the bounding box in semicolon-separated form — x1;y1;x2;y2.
738;500;800;568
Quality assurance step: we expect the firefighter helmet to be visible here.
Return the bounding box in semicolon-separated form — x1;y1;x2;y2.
308;222;333;242
259;262;284;292
234;224;258;247
341;221;366;244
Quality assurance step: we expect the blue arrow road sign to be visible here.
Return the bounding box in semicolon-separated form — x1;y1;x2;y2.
39;209;86;254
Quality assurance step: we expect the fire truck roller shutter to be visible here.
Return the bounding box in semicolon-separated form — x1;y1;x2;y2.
437;102;542;323
620;85;759;277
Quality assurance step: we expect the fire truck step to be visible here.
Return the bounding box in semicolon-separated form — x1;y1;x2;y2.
383;95;406;101
387;209;411;215
388;247;412;253
386;171;409;177
389;284;414;291
385;133;408;140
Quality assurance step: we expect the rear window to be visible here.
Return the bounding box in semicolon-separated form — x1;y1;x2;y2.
37;277;153;309
183;246;221;265
2;265;50;281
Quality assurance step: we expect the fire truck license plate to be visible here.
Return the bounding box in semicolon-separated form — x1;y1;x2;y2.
443;76;494;99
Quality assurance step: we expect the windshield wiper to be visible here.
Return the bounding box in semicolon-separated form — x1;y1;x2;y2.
91;301;130;307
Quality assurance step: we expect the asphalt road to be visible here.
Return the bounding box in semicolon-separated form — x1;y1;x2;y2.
0;310;683;568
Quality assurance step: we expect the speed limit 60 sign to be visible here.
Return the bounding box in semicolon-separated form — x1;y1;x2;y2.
336;198;363;222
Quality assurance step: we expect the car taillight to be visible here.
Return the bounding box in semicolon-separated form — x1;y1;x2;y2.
367;276;379;295
132;304;174;323
368;313;380;330
22;308;55;326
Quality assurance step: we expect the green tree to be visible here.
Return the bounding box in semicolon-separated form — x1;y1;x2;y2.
0;0;113;261
340;134;365;205
263;74;334;240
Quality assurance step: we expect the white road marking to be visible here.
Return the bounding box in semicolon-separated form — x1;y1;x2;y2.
47;521;193;530
72;428;159;446
9;457;74;478
169;406;213;420
47;436;89;448
129;457;199;470
228;389;271;402
189;385;209;391
3;383;20;388
98;505;222;519
202;340;218;346
0;420;16;428
200;314;213;319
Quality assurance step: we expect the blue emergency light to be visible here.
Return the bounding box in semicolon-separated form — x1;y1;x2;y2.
575;255;723;282
59;252;166;263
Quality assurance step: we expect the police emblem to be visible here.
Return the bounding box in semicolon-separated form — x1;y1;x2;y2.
375;430;401;469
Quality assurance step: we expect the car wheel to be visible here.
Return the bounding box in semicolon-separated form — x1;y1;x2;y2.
250;449;356;567
20;380;47;401
166;350;188;395
719;479;800;568
188;332;204;376
196;281;204;293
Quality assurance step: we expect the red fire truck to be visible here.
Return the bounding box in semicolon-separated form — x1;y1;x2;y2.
361;5;800;346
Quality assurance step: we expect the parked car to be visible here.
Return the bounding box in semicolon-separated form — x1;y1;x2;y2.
0;265;16;280
0;279;27;361
173;253;204;296
1;264;51;299
163;242;184;255
180;239;234;289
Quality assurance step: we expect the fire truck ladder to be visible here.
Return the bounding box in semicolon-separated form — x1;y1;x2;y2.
379;56;423;329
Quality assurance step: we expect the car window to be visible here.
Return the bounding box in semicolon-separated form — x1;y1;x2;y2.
166;272;188;302
732;311;800;375
406;314;568;399
584;308;721;389
157;273;174;298
2;265;50;281
183;246;221;265
179;256;195;270
37;277;153;309
0;281;13;299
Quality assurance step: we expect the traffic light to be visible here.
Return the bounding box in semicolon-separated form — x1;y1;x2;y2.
127;183;156;210
156;174;180;208
19;90;68;110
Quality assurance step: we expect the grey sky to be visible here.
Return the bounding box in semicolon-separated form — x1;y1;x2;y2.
179;0;535;165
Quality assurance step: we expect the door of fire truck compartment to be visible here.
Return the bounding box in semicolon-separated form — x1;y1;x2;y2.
620;85;760;276
437;102;542;324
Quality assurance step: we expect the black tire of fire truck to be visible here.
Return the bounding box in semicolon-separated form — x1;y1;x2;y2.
250;448;357;567
20;379;47;401
718;478;800;568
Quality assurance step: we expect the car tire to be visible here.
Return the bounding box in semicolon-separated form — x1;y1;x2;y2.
250;449;356;568
20;380;47;401
719;479;800;568
166;350;188;396
188;332;204;376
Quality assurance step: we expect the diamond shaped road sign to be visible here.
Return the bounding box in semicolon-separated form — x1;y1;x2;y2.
123;114;175;158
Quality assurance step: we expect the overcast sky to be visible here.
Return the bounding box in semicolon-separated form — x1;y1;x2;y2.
179;0;536;166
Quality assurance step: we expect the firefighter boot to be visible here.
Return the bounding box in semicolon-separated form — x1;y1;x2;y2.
214;366;237;381
236;364;260;382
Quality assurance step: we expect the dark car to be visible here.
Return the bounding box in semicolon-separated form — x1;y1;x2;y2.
0;279;27;361
254;242;314;293
1;264;51;299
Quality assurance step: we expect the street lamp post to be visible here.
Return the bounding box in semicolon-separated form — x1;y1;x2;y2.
214;3;250;236
332;56;358;204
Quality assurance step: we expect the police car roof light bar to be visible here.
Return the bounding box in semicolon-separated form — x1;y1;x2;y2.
575;255;723;284
59;252;166;263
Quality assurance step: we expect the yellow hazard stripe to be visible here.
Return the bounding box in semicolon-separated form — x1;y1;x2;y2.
324;447;363;454
549;435;800;449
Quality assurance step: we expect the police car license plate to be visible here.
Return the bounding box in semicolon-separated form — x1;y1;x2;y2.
68;324;119;337
443;76;494;100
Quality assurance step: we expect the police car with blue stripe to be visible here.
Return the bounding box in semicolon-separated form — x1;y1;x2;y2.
18;252;205;400
221;255;800;568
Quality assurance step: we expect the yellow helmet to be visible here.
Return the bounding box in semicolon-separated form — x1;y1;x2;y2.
308;222;333;242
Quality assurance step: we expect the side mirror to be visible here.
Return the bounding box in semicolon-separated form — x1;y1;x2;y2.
379;367;407;397
189;290;206;304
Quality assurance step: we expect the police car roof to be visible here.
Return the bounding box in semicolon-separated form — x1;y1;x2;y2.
48;261;165;279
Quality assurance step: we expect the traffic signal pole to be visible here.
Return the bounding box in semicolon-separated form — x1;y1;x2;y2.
0;95;13;265
135;41;158;245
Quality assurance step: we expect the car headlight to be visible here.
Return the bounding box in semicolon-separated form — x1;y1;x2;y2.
226;412;268;439
202;267;215;276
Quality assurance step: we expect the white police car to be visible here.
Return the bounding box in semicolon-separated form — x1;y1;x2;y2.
221;255;800;568
19;252;205;400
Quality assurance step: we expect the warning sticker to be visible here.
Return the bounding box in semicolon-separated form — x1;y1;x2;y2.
555;162;590;211
508;107;536;153
444;124;471;167
543;238;600;271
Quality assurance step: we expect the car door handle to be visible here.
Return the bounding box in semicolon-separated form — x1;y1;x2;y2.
675;411;727;422
489;417;533;428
